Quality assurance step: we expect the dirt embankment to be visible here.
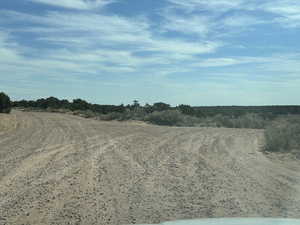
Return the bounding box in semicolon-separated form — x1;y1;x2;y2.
0;111;300;225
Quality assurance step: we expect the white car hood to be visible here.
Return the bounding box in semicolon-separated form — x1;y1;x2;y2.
138;218;300;225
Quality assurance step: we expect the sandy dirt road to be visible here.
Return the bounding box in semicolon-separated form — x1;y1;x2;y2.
0;111;300;225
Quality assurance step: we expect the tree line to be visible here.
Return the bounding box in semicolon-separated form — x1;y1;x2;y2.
1;92;300;119
11;96;300;118
12;97;176;115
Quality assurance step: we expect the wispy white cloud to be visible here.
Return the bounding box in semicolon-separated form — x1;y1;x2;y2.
0;31;23;62
259;0;300;27
0;29;136;77
192;54;300;77
195;57;253;67
161;12;213;36
167;0;245;12
223;14;266;27
0;10;220;63
161;1;267;39
28;0;113;10
166;0;300;29
261;0;300;15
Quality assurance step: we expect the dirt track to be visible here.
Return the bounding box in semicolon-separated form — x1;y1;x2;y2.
0;111;300;225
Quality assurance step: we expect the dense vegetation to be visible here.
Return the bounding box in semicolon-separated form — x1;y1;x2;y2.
9;96;300;155
0;92;12;113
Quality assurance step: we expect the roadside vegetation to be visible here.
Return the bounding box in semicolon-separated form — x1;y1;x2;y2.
7;95;300;155
264;116;300;155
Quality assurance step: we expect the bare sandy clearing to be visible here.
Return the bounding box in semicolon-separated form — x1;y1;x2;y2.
0;111;300;225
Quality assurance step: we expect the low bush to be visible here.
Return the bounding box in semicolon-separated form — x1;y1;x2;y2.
144;110;200;126
71;110;98;118
264;116;300;154
235;113;268;129
143;111;269;128
99;112;125;121
99;108;147;121
209;113;268;129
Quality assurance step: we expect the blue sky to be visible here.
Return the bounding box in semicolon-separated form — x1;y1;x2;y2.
0;0;300;106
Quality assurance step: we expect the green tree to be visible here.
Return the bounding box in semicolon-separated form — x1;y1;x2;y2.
133;100;140;107
71;99;90;111
152;102;170;111
0;92;12;113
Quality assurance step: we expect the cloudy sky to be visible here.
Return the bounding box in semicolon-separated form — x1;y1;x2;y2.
1;0;300;105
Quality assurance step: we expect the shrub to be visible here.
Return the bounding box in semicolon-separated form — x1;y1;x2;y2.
178;104;196;116
230;113;268;129
0;92;12;113
210;113;268;129
144;110;181;126
71;109;97;118
71;99;90;111
152;102;171;112
144;110;200;126
100;112;125;121
264;116;300;153
99;108;147;121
